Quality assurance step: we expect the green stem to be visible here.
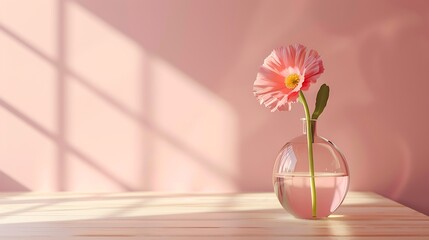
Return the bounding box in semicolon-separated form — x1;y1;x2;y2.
298;91;317;218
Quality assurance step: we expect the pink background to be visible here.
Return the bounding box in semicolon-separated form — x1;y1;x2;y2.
0;0;428;215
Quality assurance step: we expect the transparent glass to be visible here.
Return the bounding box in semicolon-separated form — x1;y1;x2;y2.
272;119;350;219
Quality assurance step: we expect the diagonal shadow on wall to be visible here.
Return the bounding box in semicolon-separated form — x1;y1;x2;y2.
0;170;29;192
0;2;239;190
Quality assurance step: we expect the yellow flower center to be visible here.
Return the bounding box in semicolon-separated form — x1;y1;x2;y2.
284;73;300;89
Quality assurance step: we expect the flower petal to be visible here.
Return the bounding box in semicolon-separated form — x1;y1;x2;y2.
303;49;324;83
287;91;300;102
255;65;284;85
263;50;285;74
275;45;296;69
295;44;307;71
300;81;311;90
272;95;292;112
253;44;324;112
254;66;287;104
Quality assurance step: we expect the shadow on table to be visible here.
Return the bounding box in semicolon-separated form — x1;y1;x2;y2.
0;194;427;238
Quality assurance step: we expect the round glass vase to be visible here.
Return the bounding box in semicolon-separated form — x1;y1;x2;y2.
272;119;350;219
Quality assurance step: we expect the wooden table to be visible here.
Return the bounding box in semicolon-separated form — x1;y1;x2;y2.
0;192;428;239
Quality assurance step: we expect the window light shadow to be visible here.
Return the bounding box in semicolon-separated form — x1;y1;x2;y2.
0;0;241;192
0;13;238;191
0;97;133;191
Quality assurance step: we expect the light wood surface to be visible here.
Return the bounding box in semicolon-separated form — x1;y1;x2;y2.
0;192;427;239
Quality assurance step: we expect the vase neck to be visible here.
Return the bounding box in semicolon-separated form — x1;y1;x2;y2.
301;118;318;136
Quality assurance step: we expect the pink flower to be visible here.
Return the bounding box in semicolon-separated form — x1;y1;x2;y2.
253;44;324;112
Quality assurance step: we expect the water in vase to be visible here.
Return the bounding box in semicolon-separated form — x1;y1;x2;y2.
273;172;349;219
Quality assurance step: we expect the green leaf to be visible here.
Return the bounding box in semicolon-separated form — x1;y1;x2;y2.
311;84;330;120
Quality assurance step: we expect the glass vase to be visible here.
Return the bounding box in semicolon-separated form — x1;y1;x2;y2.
272;118;350;219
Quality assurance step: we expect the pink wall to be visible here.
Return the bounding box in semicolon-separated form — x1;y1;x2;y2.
0;0;429;214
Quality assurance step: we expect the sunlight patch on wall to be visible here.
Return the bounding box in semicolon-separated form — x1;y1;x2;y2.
0;0;57;59
150;56;239;192
0;30;57;134
67;75;142;191
66;1;239;191
67;1;142;114
67;152;129;191
65;1;146;190
0;106;56;190
0;0;239;191
0;0;58;190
